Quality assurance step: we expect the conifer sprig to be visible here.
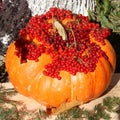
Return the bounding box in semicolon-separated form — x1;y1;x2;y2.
0;86;120;120
88;0;120;34
55;96;120;120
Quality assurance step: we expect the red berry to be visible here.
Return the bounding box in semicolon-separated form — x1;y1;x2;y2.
15;8;110;79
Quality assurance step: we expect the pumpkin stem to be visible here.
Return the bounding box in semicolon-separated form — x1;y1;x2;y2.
46;100;83;115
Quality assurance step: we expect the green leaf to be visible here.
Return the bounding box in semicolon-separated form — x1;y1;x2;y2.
0;106;20;120
88;0;120;34
100;16;114;29
103;96;120;112
88;9;96;21
102;0;111;15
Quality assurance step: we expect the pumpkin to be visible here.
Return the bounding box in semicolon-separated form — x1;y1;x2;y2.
5;8;116;114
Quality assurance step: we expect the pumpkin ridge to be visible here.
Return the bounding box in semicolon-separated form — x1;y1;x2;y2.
70;75;77;101
90;36;116;72
105;40;116;71
93;57;113;98
99;58;110;93
88;73;95;100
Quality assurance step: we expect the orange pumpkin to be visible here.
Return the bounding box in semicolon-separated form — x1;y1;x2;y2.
5;8;116;113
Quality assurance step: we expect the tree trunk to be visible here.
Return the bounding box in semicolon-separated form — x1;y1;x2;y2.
0;0;96;83
27;0;96;16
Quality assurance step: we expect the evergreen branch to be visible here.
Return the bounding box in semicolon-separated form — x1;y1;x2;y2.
0;84;120;119
88;0;120;35
0;105;20;120
55;96;120;120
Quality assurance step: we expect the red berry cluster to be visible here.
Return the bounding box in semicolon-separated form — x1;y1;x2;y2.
15;7;110;80
90;28;111;45
15;38;45;63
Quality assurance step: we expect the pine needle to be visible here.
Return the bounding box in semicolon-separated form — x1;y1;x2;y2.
88;0;120;34
0;85;120;119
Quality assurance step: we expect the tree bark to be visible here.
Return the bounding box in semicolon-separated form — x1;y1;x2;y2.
26;0;96;16
0;0;96;83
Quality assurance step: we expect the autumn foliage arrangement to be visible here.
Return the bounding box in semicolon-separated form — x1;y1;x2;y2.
5;8;116;114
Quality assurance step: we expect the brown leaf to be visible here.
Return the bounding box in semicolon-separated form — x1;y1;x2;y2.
53;20;67;40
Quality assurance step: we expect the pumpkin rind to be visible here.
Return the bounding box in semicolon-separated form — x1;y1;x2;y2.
5;8;116;113
5;38;115;108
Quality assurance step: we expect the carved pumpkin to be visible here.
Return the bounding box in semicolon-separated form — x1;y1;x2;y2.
5;8;116;113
